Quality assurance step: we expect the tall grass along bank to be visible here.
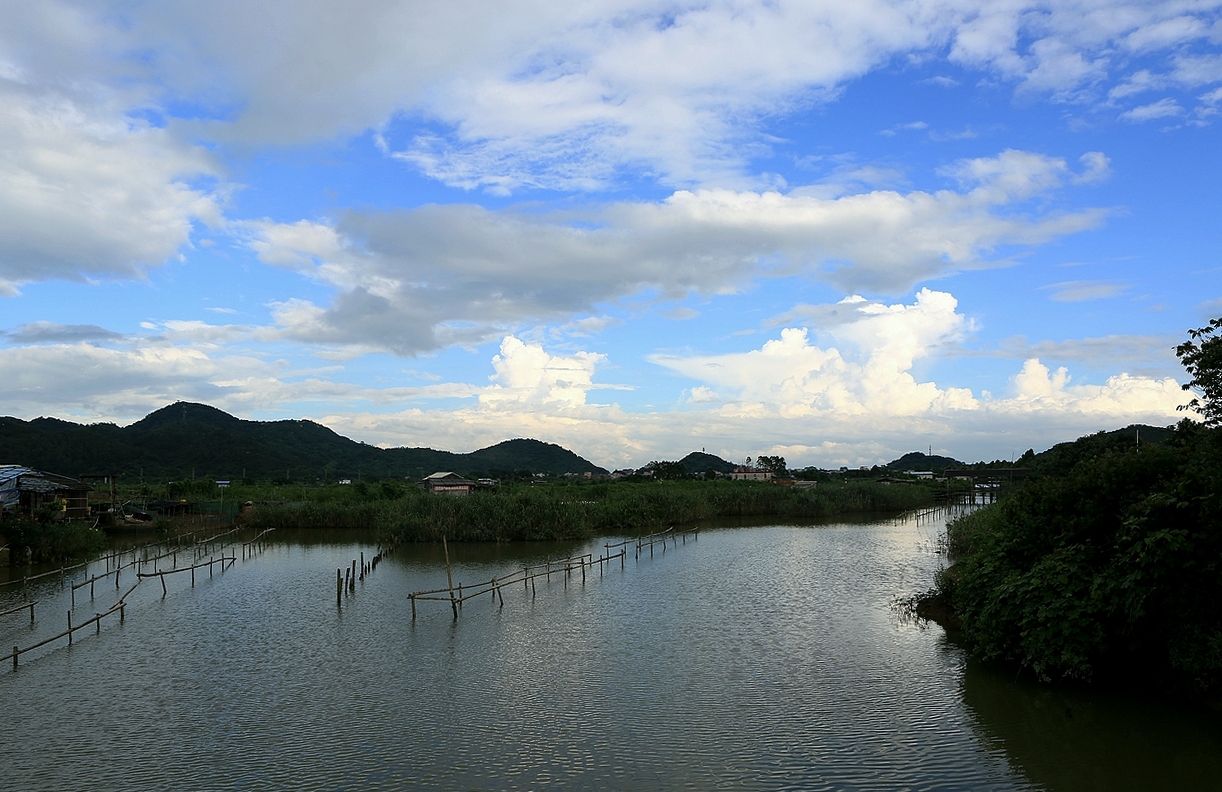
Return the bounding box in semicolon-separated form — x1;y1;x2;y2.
244;480;934;543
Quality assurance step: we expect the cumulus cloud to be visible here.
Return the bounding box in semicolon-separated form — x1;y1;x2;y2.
479;335;606;409
645;289;1184;457
0;79;223;293
653;289;976;418
0;303;1189;468
246;149;1106;355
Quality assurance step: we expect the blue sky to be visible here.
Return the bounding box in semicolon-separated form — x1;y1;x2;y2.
1;1;1220;468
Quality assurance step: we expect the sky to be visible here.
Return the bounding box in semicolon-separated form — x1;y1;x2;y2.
1;1;1220;470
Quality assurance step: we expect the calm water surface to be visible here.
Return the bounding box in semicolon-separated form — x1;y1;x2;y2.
2;512;1220;791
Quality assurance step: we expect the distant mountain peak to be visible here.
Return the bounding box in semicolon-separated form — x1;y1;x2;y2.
885;451;963;471
131;401;243;430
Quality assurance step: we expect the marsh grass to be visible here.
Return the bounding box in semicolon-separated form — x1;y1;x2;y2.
244;480;935;542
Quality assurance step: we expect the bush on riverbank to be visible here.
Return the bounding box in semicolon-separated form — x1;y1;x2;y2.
244;479;935;542
931;421;1222;700
2;518;108;565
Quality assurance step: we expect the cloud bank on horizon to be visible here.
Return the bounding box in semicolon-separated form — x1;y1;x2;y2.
1;0;1219;467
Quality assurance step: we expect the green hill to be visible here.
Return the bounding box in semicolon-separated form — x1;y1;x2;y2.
0;402;607;481
885;451;964;471
678;451;736;475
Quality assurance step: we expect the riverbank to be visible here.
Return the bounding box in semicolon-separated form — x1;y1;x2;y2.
917;420;1222;705
243;479;936;542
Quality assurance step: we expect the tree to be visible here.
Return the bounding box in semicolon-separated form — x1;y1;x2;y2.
648;460;688;480
757;455;787;477
1176;317;1222;426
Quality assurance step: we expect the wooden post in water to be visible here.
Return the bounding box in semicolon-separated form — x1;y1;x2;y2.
442;536;458;619
67;610;72;645
337;569;343;605
360;552;365;580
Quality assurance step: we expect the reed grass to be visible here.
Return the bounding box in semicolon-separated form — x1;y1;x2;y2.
244;480;934;542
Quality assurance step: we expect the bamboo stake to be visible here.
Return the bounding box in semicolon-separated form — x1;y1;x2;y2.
442;536;457;619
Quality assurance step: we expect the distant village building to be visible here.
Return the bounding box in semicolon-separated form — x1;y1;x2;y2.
729;466;772;482
421;471;475;496
909;471;935;480
0;465;92;519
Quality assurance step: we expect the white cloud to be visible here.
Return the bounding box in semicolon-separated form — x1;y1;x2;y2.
1042;280;1130;302
653;289;975;418
246;149;1106;355
0;303;1188;468
1108;69;1167;101
1120;97;1185;121
0;80;222;293
3;1;1214;191
998;358;1183;419
480;335;605;409
1073;151;1111;183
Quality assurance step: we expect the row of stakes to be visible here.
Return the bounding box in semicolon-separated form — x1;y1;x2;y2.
395;528;703;620
337;548;389;605
3;526;276;671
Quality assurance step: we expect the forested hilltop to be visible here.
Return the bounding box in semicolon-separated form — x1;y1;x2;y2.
922;319;1222;705
0;402;606;480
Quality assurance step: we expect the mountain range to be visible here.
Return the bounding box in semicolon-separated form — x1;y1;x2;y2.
0;401;1176;483
0;402;607;481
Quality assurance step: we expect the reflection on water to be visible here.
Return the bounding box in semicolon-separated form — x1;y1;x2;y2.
0;513;1217;791
962;658;1222;791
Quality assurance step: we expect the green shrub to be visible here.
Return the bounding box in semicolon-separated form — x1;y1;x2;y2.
4;519;108;565
940;424;1222;698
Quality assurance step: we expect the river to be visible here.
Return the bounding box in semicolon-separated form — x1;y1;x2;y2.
1;510;1220;791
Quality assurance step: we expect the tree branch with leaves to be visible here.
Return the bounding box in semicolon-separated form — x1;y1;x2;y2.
1176;317;1222;426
